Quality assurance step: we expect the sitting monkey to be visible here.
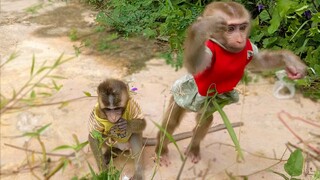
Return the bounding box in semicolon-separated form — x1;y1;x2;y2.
88;78;146;180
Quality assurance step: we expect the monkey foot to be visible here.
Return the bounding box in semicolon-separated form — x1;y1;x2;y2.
185;150;201;163
152;153;171;167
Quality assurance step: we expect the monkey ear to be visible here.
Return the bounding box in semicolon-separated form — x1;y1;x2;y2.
125;82;130;90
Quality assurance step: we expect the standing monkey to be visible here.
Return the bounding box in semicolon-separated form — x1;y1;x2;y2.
155;1;307;166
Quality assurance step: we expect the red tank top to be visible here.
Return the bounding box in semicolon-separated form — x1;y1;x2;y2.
194;39;253;96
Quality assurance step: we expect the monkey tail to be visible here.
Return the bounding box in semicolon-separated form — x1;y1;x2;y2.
142;121;244;146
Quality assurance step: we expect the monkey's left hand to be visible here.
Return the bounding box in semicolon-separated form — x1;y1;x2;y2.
284;53;307;79
285;63;307;79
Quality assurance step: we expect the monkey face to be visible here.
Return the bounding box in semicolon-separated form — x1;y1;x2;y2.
97;78;130;123
102;107;124;123
224;19;249;53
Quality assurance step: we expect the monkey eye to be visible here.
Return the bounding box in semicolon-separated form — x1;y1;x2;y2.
239;24;248;31
103;107;124;113
227;26;236;33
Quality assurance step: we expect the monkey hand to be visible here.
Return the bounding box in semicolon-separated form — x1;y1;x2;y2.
110;118;128;136
196;15;227;36
286;66;306;79
283;52;307;79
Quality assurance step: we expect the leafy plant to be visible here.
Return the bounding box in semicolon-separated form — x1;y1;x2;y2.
0;53;73;114
19;124;90;179
22;124;65;179
272;149;304;180
90;0;203;69
312;170;320;180
88;162;121;180
69;28;79;41
86;130;123;180
53;134;89;153
0;53;95;179
23;123;52;172
240;0;320;100
25;3;44;14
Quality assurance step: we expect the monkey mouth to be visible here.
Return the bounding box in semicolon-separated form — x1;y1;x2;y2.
228;47;244;53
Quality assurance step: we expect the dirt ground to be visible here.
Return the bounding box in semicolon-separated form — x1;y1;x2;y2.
1;1;319;180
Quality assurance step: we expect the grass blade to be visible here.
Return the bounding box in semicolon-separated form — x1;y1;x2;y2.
152;121;184;161
212;100;244;160
30;54;35;76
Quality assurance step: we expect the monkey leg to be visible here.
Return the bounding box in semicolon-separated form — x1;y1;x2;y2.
129;133;144;180
186;112;213;163
88;135;109;171
155;96;185;166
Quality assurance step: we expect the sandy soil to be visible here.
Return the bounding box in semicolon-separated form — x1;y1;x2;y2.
1;1;319;180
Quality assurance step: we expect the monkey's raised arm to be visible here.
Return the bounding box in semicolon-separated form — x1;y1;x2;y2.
183;16;227;75
249;50;307;79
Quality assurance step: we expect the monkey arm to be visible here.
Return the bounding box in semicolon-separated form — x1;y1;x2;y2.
184;16;226;75
127;118;146;133
88;134;108;170
249;50;307;79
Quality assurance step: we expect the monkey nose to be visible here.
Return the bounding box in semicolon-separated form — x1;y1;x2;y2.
236;38;244;44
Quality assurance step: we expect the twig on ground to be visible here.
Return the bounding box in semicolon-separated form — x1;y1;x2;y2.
4;143;75;157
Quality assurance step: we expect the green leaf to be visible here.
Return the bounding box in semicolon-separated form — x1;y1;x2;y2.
35;83;50;88
263;37;278;48
36;123;52;134
83;91;92;97
212;100;244;160
259;10;270;22
61;159;69;172
59;101;69;108
75;141;89;151
87;162;98;178
53;53;64;68
277;0;295;17
52;79;63;91
153;120;184;161
268;9;281;34
36;66;50;75
142;28;157;38
38;92;52;97
30;90;36;99
52;145;74;151
91;130;104;142
2;51;19;67
22;132;39;137
0;97;8;109
289;20;310;42
47;75;67;79
312;170;320;180
284;149;304;177
30;54;35;76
